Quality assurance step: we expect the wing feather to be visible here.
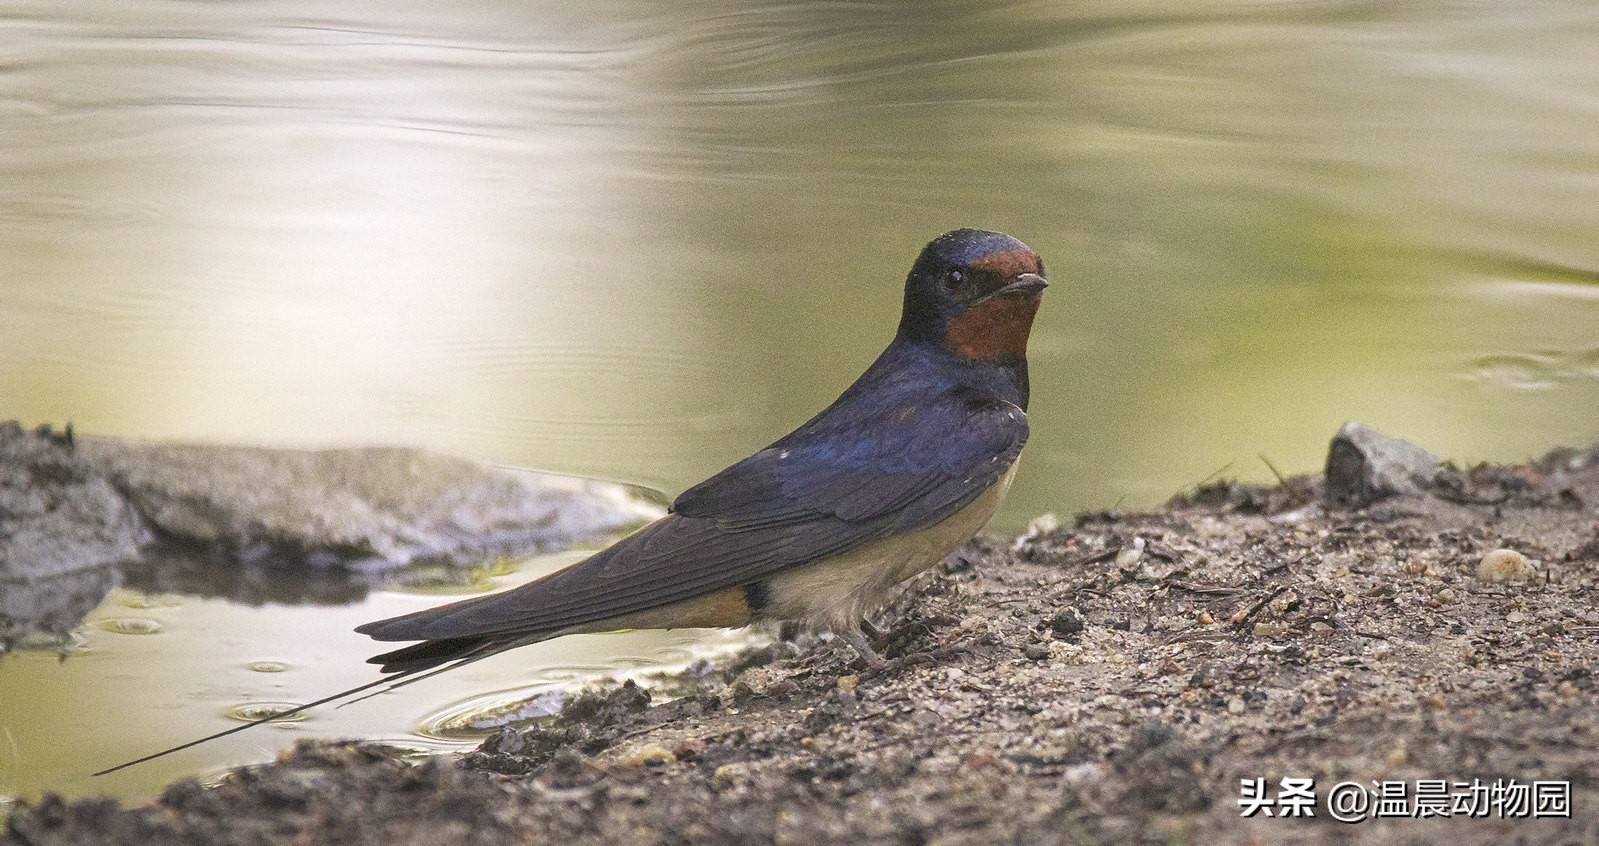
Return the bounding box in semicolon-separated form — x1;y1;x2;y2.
358;385;1026;643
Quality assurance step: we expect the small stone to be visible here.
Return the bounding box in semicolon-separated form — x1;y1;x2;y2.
618;743;676;767
1252;621;1288;638
1324;422;1441;507
712;763;747;785
1012;513;1061;551
1477;548;1535;582
1050;607;1085;640
1197;611;1215;625
1403;559;1438;577
478;727;526;756
1115;538;1145;570
1506;610;1528;624
1061;762;1103;784
835;674;859;693
1022;643;1051;661
1227;696;1246;715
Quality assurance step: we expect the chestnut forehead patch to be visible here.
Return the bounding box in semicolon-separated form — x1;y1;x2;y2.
969;247;1042;280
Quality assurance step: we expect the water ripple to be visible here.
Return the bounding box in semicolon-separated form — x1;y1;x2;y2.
1469;349;1599;391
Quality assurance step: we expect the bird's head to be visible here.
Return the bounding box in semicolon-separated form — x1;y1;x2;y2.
897;228;1047;363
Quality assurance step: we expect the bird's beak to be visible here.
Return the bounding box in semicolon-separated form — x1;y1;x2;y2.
975;272;1048;304
1002;272;1048;294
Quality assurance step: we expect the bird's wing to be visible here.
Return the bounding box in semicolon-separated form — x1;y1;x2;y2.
674;384;1026;542
358;385;1026;642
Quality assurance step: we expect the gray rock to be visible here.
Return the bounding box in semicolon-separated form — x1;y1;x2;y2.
1323;421;1442;507
0;422;141;646
76;436;659;572
1;423;659;637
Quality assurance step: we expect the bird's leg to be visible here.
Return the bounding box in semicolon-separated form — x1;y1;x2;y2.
859;617;888;645
834;624;887;670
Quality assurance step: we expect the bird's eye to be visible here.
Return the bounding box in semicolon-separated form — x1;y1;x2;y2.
943;268;965;287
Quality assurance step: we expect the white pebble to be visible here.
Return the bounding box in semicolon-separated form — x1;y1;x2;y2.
1476;548;1535;582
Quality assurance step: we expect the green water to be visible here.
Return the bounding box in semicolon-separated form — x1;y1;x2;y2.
2;0;1596;805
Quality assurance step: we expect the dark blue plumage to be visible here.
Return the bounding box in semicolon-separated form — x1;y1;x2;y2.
355;335;1030;652
676;343;1027;531
357;228;1046;668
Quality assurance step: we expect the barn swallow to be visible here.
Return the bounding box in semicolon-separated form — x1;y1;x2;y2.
95;228;1045;775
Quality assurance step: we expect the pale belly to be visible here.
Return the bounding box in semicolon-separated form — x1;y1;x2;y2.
758;461;1018;631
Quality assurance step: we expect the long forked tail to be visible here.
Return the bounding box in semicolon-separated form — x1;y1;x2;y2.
92;636;510;777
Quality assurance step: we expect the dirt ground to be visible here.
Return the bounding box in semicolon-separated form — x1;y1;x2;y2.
7;443;1599;846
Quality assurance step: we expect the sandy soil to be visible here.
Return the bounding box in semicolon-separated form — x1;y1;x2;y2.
6;443;1598;846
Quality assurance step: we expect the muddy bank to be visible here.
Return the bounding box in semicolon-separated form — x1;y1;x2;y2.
7;435;1599;845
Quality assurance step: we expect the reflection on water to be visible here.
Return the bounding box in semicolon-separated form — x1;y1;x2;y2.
2;0;1598;804
415;686;572;740
0;552;757;804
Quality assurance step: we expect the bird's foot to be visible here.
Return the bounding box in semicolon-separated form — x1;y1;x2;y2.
859;617;889;646
834;625;888;671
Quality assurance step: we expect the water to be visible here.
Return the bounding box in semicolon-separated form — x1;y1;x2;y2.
2;550;757;805
3;0;1597;805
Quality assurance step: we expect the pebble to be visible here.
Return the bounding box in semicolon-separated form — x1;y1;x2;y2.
618;744;676;767
1476;548;1535;582
1323;422;1441;507
1115;538;1145;570
1012;513;1061;551
1252;621;1289;638
1050;607;1085;639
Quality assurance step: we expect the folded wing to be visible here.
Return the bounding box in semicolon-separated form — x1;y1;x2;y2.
357;385;1026;645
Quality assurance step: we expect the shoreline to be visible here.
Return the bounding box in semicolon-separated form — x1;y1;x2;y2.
6;433;1599;845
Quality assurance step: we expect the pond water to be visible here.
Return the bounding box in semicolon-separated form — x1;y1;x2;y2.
3;0;1597;805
